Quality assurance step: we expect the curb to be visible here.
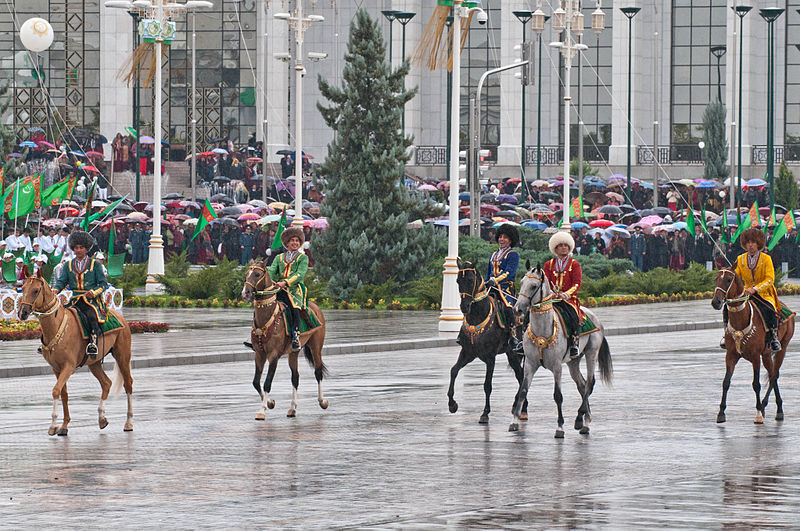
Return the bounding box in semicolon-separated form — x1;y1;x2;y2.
0;320;728;379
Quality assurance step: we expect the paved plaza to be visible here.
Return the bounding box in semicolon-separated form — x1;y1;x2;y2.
2;300;800;527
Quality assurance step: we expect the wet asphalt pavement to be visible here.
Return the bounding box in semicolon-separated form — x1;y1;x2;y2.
2;303;800;528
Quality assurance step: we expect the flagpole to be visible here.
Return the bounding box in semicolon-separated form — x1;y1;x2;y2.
13;177;20;234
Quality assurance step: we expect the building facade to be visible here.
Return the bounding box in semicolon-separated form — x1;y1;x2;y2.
0;0;793;181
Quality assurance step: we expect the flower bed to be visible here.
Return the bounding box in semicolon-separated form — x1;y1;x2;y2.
0;320;170;341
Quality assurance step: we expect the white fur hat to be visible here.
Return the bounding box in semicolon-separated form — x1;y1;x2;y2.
548;231;575;254
34;254;48;263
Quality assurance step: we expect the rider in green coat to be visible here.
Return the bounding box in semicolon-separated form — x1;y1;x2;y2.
53;231;108;357
268;227;309;350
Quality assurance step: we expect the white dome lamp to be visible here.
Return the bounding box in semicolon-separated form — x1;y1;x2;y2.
20;17;54;53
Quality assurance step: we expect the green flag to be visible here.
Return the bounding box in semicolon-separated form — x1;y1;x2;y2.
80;179;96;230
768;213;796;251
109;221;115;255
192;199;217;240
685;206;696;240
721;205;729;244
699;204;708;234
732;201;759;243
88;196;127;224
40;177;76;208
6;175;41;219
271;209;288;250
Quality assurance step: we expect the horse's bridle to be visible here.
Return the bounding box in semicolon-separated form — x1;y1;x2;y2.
457;266;488;311
19;277;60;317
519;271;554;312
715;269;749;311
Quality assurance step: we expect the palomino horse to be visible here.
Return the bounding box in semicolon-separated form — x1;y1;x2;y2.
711;268;794;424
242;260;328;420
17;275;134;435
510;263;613;437
447;260;528;424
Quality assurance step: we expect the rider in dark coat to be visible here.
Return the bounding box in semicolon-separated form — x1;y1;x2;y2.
485;224;522;352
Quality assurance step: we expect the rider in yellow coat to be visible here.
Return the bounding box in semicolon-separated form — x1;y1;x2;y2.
730;228;782;352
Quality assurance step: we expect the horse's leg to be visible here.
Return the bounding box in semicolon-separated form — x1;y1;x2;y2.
253;349;268;420
772;375;784;421
447;348;475;414
752;357;764;424
89;363;112;429
717;356;738;423
509;356;538;432
478;355;496;424
50;367;73;436
580;339;598;431
118;342;134;432
287;351;299;418
262;357;279;412
506;352;528;420
568;358;588;432
306;335;329;409
553;364;565;439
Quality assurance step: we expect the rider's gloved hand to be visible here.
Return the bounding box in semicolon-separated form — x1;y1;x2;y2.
485;278;497;288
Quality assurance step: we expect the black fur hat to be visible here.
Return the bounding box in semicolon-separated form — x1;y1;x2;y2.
494;224;520;247
68;230;95;250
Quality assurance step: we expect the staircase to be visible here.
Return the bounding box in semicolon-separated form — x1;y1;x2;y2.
108;162;208;202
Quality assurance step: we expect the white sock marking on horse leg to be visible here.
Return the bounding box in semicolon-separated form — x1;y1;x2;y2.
51;398;59;430
98;399;106;422
317;381;324;403
291;387;298;412
125;393;134;428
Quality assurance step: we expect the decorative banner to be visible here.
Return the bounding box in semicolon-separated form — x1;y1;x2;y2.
138;19;176;44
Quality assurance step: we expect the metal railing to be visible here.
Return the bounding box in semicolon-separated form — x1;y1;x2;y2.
752;145;784;164
637;145;703;165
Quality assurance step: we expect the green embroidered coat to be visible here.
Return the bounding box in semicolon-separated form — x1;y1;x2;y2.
53;258;109;323
268;251;309;309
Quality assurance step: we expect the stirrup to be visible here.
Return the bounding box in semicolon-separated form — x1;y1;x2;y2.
509;336;524;354
291;331;301;350
86;342;98;359
719;336;727;350
569;346;580;359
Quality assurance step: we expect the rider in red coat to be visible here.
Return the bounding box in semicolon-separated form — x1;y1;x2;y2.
543;232;583;358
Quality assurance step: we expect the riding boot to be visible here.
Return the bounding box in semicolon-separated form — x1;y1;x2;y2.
769;328;781;352
290;308;302;351
569;334;580;359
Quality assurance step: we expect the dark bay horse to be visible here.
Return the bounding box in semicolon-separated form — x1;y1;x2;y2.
447;259;528;424
242;260;328;420
711;268;793;424
17;275;134;435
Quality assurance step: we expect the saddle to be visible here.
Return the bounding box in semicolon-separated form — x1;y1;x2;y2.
551;303;599;338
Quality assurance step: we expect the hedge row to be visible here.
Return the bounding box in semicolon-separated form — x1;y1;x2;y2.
0;321;170;341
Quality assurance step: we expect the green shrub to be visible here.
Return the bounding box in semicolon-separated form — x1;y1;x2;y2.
351;278;402;303
305;268;328;301
116;262;148;293
407;274;443;305
579;274;622;298
158;258;246;299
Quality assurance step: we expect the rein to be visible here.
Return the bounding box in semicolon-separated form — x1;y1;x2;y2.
716;269;750;311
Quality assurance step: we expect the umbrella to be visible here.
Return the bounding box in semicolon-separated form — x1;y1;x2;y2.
247;199;269;208
213;176;231;183
605;191;625;202
276;149;294;156
745;178;767;187
458;192;470;201
571;221;590;229
597;205;623;215
165;200;183;209
86;151;104;159
497;194;518;204
711;215;739;227
20;141;38;148
696;181;717;188
139;136;155;144
238;204;256;213
57;207;79;216
37;141;56;149
759;204;787;215
521;220;548;230
29;126;44;133
183;218;199;226
639;215;664;226
220;206;243;216
493;220;520;228
672;221;689;230
480;194;497;202
540;191;562;201
163;192;184;200
605;226;631;239
269;201;290;211
497;210;522;219
144;203;166;212
125;126;138;138
639;207;672;217
60;200;80;207
41;219;65;228
212;147;228;154
246;157;263;163
113;203;134;213
258;214;283;224
417;184;437;191
213;217;239;227
238;213;261;221
81;165;101;173
92;200;108;208
530;180;550;187
180;200;200;209
6;153;23;158
589;219;614;228
653;224;677;233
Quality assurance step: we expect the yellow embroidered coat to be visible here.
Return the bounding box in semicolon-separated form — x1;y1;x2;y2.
734;251;779;312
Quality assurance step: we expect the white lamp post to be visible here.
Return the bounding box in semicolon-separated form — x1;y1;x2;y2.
439;1;487;332
274;6;327;227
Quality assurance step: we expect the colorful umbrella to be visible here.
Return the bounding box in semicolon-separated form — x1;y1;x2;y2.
238;213;261;221
589;219;614;228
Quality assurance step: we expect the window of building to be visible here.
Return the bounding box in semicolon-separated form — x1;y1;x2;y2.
785;3;800;144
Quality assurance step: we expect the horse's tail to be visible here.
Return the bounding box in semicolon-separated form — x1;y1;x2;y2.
110;361;124;398
598;337;613;386
303;345;329;378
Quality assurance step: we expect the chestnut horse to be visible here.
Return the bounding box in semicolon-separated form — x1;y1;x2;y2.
711;268;794;424
17;275;134;435
242;260;328;420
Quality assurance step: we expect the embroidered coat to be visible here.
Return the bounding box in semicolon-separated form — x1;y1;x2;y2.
734;252;780;312
543;257;584;319
486;247;519;307
53;258;109;323
267;251;309;309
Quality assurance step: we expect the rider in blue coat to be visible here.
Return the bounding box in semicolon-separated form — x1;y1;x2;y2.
485;224;521;351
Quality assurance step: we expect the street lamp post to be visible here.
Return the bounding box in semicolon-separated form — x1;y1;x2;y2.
513;10;532;201
381;10;400;63
445;16;453;168
396;11;416;136
532;12;550;183
733;5;752;207
759;7;784;211
710;45;726;103
275;5;327;228
620;6;640;204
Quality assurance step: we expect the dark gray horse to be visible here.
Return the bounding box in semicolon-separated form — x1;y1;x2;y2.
510;262;613;437
447;260;527;424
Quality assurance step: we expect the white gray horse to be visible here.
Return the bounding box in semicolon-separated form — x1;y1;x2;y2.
509;262;613;437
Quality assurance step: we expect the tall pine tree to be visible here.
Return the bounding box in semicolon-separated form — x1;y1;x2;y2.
702;99;729;182
314;9;444;298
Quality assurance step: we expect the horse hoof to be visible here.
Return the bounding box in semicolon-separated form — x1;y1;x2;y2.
579;426;590;435
754;417;764;425
267;400;275;410
716;414;726;424
255;412;265;421
574;418;584;431
478;414;489;424
520;412;528;421
776;412;784;421
319;400;329;409
554;429;565;439
57;428;68;436
448;402;458;414
99;418;109;430
123;424;133;432
508;423;519;432
48;427;57;436
287;410;296;418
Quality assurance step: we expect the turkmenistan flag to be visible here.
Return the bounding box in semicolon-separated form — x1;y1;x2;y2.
569;196;583;219
731;201;759;243
88;196;127;224
763;206;777;234
40;176;76;207
192;199;217;240
6;175;41;219
109;221;116;255
685;206;696;240
80;179;96;230
768;212;796;251
271;208;288;250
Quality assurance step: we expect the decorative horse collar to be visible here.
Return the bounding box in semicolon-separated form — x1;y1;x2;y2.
526;313;560;360
463;302;493;343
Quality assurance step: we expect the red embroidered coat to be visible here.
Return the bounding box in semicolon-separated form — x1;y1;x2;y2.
543;257;584;318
